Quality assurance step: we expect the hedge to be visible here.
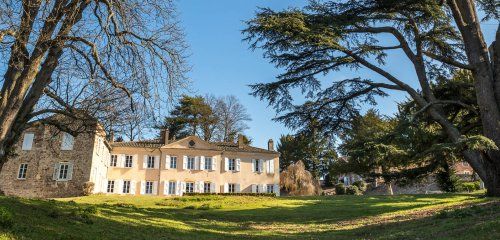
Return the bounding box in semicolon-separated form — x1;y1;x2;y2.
183;193;277;197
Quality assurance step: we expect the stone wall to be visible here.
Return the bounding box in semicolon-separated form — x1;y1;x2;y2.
0;123;100;198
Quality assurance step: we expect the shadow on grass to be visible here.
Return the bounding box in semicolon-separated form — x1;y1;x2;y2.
0;194;497;240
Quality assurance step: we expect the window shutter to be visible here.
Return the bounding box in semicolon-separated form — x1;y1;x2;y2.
235;184;240;193
236;158;241;172
163;181;168;195
180;182;186;196
165;155;171;169
251;184;256;193
224;157;229;171
194;156;200;170
140;181;145;195
182;156;188;170
22;133;34;150
258;160;263;173
132;155;138;168
130;181;136;194
211;157;217;171
274;184;280;196
52;163;60;180
223;183;228;193
252;159;256;173
103;179;108;193
143;155;148;169
194;181;199;193
176;181;181;195
155;156;160;169
210;182;216;193
152;181;158;195
268;160;275;174
67;163;74;180
61;132;74;150
119;154;125;168
200;182;205;193
116;180;123;194
199;156;205;170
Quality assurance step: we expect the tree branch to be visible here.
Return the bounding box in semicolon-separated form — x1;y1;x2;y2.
423;51;473;70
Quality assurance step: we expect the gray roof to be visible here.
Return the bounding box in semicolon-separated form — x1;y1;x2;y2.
110;138;278;154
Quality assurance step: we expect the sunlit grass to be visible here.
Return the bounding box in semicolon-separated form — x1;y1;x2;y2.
0;192;498;239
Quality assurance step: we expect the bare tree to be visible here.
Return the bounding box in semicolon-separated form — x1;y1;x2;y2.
210;95;251;142
0;0;188;170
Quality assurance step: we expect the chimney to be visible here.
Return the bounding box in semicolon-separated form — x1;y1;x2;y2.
268;139;274;151
237;134;244;148
160;129;169;145
109;131;114;143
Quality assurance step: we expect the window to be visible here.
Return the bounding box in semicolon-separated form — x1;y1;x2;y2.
107;180;115;193
255;184;261;193
228;159;236;171
168;181;176;195
267;185;274;193
17;164;28;179
170;156;177;169
58;163;70;180
110;155;117;167
125;155;133;168
228;183;236;193
53;162;72;181
204;157;212;170
462;161;470;167
185;182;194;193
463;171;471;175
203;182;211;193
187;157;195;170
22;133;34;150
61;132;74;150
145;181;153;194
147;155;155;169
123;180;131;194
254;159;262;172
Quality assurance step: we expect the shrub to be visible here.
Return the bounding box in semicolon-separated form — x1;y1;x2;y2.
460;181;481;192
82;182;95;196
183;193;276;197
346;185;361;195
335;183;346;195
352;181;367;192
0;207;14;229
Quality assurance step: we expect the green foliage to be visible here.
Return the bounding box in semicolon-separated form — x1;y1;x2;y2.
183;193;276;197
323;174;334;187
352;181;367;192
0;206;13;229
335;183;346;195
459;181;481;192
277;133;337;178
345;185;362;195
436;163;463;192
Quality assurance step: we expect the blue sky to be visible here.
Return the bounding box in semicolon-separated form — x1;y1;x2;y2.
176;0;498;149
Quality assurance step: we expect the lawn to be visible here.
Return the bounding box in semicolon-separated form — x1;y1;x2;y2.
0;192;498;240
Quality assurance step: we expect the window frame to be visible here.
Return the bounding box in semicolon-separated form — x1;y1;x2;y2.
168;181;176;195
146;155;155;169
185;182;194;193
228;183;236;193
204;157;212;170
145;181;154;194
228;159;236;171
170;156;177;169
123;180;131;194
254;159;261;172
61;132;74;151
125;155;133;168
21;133;34;150
187;157;195;170
203;182;211;193
107;180;115;193
17;163;28;180
267;185;274;193
58;163;70;180
110;155;118;167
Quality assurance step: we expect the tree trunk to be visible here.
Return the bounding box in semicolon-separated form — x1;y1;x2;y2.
447;0;500;196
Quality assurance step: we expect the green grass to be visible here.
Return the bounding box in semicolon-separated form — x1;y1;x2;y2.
0;192;498;239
